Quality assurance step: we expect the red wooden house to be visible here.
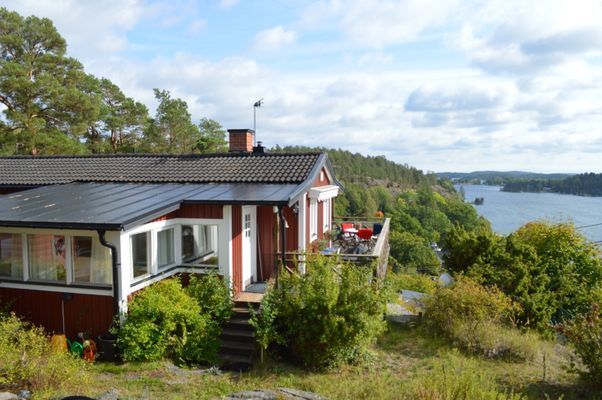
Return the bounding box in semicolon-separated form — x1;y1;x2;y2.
0;129;341;338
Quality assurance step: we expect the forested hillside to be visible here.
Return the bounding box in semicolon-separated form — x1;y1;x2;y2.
502;172;602;196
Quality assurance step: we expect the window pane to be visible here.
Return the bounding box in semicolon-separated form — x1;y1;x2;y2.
72;236;112;285
157;229;174;268
131;232;148;278
0;233;22;279
28;234;66;281
181;224;219;265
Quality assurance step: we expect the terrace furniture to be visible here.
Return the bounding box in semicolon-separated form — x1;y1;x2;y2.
372;223;383;236
357;228;373;241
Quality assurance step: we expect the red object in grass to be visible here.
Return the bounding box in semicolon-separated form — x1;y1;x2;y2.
358;228;373;240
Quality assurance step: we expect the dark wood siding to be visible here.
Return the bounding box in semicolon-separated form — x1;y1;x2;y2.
231;205;242;295
154;204;223;221
0;287;113;339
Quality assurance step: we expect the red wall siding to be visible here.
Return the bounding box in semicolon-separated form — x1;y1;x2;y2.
0;288;113;339
284;206;298;251
155;204;223;221
257;206;276;281
312;167;331;187
231;205;242;295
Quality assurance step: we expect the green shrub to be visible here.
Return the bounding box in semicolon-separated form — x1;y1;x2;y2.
118;278;218;364
254;255;387;369
187;273;233;326
0;313;88;392
424;277;516;334
557;304;602;386
387;272;438;294
452;320;540;362
423;277;540;361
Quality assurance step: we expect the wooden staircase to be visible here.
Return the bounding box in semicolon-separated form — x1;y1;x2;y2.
218;295;262;371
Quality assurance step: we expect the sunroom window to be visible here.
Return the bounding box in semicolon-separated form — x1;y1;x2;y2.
157;228;175;268
72;236;111;285
181;224;219;265
28;234;66;282
131;232;149;278
0;233;23;279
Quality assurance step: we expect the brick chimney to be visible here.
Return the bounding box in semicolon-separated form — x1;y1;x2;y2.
228;129;254;153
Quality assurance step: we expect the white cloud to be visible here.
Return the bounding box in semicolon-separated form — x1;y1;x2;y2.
250;26;297;52
3;0;148;58
302;0;459;48
188;18;206;35
218;0;239;9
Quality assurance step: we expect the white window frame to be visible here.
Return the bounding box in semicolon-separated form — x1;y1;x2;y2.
130;231;151;282
154;225;179;272
122;217;228;290
309;199;318;241
0;227;113;292
323;198;331;233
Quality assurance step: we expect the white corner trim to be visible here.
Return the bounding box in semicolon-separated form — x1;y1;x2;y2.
308;185;339;201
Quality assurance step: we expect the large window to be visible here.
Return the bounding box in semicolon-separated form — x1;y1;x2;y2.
181;224;218;265
0;233;22;279
72;236;111;285
28;234;66;282
157;228;175;268
131;232;149;278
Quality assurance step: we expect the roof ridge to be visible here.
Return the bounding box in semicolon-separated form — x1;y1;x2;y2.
0;152;323;159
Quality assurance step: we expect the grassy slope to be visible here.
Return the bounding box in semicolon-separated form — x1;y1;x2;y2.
48;324;597;400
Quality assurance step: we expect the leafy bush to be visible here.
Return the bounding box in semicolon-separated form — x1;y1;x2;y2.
556;304;602;386
387;272;438;294
186;273;232;326
423;277;539;361
0;313;88;392
118;278;218;364
424;277;516;333
254;255;387;369
451;320;540;362
444;222;602;332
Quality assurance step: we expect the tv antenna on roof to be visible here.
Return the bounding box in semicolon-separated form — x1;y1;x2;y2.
253;98;263;146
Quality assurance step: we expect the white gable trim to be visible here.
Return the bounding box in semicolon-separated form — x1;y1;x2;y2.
308;185;339;202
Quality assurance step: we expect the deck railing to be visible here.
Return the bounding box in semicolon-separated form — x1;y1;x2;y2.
284;217;391;278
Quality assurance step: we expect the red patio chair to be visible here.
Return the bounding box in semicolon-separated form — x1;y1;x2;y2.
357;228;373;241
341;222;354;233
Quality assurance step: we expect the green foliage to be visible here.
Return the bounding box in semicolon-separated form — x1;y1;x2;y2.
249;287;283;363
423;277;541;362
255;256;387;369
197;117;228;153
389;231;440;274
143;89;200;153
186;273;233;326
387;272;438;294
445;222;602;332
404;354;526;399
0;7;95;154
0;313;88;392
557;304;602;386
118;278;218;365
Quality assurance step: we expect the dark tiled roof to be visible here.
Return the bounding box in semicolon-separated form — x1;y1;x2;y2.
0;153;322;186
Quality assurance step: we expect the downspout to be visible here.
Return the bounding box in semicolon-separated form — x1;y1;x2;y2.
97;230;120;318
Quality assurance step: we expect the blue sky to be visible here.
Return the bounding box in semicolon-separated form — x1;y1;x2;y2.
4;0;602;172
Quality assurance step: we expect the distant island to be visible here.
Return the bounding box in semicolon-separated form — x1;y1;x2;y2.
437;171;573;185
439;171;602;197
501;173;602;197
